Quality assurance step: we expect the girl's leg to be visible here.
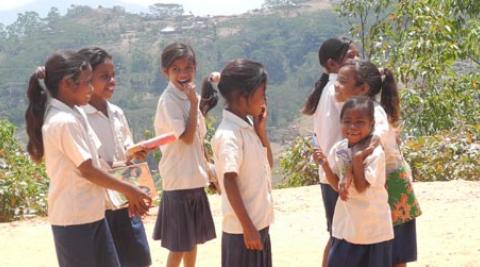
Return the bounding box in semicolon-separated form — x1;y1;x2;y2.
183;245;197;267
166;251;184;267
394;264;407;267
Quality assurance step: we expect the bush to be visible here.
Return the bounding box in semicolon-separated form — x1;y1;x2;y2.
278;135;318;187
402;127;480;182
0;119;48;222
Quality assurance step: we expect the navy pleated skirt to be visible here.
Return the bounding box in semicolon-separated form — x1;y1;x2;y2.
393;219;417;264
152;187;216;252
222;227;272;267
105;208;151;267
328;238;392;267
320;183;339;234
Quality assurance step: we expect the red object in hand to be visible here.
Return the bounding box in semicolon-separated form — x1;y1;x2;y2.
127;132;176;156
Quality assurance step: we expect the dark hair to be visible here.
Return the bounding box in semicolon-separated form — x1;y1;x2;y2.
343;60;400;125
302;37;352;115
200;59;267;114
200;77;218;116
78;47;112;70
25;51;89;162
340;96;375;122
161;42;196;69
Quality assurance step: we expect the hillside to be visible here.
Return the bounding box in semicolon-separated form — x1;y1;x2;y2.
0;0;345;145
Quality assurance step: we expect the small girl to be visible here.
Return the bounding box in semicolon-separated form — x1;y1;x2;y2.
152;42;216;267
78;47;152;267
317;96;394;267
202;59;274;267
25;51;150;266
333;60;421;266
301;37;355;266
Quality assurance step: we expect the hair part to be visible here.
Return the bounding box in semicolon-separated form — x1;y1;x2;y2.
25;50;89;162
78;47;112;70
343;60;400;125
302;37;352;115
340;96;375;122
161;42;196;70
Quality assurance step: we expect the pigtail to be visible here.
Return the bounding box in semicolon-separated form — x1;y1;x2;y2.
25;72;48;162
200;74;219;116
380;68;400;126
302;73;329;115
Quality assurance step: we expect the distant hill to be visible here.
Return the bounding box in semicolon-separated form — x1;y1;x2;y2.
0;1;346;147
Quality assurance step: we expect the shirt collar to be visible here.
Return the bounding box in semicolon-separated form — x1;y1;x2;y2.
82;102;117;117
223;109;253;129
329;73;337;81
166;82;188;100
49;98;77;113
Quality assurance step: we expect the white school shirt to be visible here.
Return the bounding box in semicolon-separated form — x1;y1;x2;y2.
213;110;274;234
313;73;343;183
329;140;393;244
153;82;209;190
42;98;105;226
371;103;404;173
82;102;134;166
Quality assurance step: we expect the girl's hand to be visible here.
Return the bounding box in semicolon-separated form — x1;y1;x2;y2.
124;185;152;217
182;82;199;106
243;224;263;250
253;104;267;136
132;147;151;162
360;134;381;159
312;149;326;165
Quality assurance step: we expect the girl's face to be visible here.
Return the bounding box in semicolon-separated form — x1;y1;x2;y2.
67;66;93;106
334;66;367;102
163;56;196;90
341;108;374;145
246;83;267;117
91;59;116;100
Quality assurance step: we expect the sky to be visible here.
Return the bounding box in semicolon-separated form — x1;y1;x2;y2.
0;0;265;25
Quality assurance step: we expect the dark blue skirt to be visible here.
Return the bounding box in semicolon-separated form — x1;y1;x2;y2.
328;238;393;267
51;218;120;267
393;219;417;264
105;208;151;267
153;187;216;252
222;227;272;267
320;183;339;234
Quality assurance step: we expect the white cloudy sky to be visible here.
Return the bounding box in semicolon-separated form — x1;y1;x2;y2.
0;0;265;15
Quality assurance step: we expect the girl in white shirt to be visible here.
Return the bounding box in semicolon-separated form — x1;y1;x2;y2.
202;59;274;267
316;96;394;267
79;47;152;267
333;60;421;267
25;51;150;267
301;37;358;267
152;42;216;267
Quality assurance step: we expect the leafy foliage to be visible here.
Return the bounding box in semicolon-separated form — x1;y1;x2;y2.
0;120;48;222
278;136;318;187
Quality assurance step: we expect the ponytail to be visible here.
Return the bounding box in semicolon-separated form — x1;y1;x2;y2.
302;73;329;115
380;68;400;126
200;74;219;116
25;73;48;162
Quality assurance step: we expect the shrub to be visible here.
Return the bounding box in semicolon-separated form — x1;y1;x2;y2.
278;135;318;187
0;119;48;222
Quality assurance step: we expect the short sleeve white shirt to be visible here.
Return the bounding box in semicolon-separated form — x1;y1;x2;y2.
42;99;105;226
213;110;274;234
153;82;209;190
329;140;393;244
82;102;134;166
313;74;344;183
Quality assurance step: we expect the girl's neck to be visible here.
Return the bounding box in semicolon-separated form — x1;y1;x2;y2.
226;104;248;121
89;96;108;116
348;134;372;149
56;95;76;109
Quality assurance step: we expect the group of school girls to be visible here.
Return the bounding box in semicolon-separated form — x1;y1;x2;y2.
24;37;420;267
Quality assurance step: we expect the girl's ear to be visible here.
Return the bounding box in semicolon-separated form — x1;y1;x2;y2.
326;58;341;73
359;83;370;95
162;68;169;77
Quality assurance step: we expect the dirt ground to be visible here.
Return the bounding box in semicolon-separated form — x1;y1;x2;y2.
1;180;479;267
